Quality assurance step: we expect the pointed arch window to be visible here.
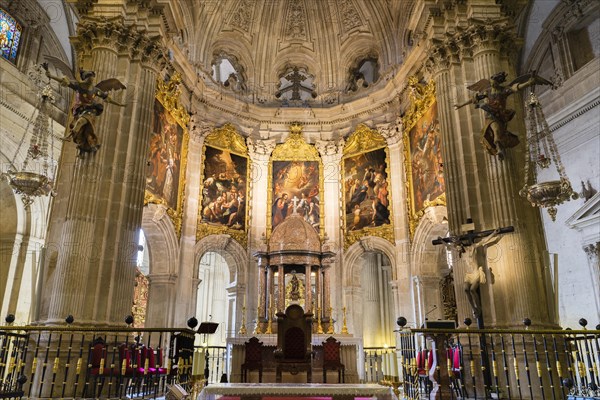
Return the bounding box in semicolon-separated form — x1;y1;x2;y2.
0;7;22;64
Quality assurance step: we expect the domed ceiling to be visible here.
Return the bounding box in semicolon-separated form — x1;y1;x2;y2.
174;0;411;107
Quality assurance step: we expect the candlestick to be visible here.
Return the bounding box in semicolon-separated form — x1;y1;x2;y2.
317;307;324;334
341;307;349;334
327;306;334;334
238;305;247;335
265;305;273;334
253;305;262;335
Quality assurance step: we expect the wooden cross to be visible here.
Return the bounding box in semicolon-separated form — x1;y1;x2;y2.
432;221;514;250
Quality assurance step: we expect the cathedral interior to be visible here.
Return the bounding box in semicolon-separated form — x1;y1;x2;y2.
0;0;598;398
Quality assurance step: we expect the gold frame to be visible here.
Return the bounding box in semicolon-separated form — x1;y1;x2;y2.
196;123;250;248
267;123;325;240
144;73;190;237
341;124;394;249
402;76;446;240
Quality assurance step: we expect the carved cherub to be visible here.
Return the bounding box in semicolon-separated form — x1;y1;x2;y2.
42;55;126;157
455;71;551;160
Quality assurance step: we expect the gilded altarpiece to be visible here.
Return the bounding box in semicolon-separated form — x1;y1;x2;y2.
145;74;190;237
132;268;149;328
197;124;250;247
402;77;445;239
267;124;324;239
342;124;394;249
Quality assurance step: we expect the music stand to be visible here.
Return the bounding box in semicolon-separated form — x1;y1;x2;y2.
198;322;219;384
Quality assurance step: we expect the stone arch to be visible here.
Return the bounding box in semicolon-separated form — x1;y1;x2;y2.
140;204;180;328
141;204;179;276
344;236;397;286
193;234;248;287
410;206;450;326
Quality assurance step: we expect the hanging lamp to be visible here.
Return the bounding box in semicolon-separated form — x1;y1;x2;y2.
2;65;56;207
519;91;578;221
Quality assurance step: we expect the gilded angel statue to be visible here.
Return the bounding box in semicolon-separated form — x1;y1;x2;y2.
455;71;551;159
42;56;126;157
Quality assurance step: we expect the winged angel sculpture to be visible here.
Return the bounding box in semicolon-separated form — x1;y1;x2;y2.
43;56;126;157
455;71;551;159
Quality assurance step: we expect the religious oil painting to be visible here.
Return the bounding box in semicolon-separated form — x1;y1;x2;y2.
146;99;185;210
271;160;320;232
200;145;248;231
341;124;393;249
196;124;250;247
0;7;22;63
144;74;190;237
408;101;444;212
343;147;391;232
402;77;445;239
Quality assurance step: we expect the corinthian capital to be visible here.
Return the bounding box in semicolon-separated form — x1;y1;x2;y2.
377;121;402;146
315;138;345;158
247;137;276;157
189;116;214;142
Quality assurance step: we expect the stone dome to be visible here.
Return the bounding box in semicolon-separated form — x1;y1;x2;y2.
269;213;321;253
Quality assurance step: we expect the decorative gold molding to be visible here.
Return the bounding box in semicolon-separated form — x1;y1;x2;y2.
196;124;250;248
267;123;325;240
144;73;190;238
341;125;394;249
342;123;388;156
402;77;445;240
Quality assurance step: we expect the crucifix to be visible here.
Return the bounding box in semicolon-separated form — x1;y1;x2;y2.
284;67;306;100
291;196;300;214
432;219;514;326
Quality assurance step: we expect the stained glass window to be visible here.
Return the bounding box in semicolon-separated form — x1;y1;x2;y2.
0;7;22;63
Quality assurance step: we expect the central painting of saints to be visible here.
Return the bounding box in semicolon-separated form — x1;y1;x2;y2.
271;160;320;231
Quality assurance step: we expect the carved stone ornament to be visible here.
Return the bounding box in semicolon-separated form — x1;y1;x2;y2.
152;204;168;222
283;0;308;41
377;121;402;145
247;137;276;157
315;138;345;157
229;0;255;33
189;116;214;142
359;237;374;252
72;17;167;68
338;0;363;32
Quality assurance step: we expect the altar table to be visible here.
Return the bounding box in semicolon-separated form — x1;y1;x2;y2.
197;383;397;400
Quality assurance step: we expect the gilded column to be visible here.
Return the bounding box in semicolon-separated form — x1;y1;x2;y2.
277;264;285;312
304;264;312;311
46;17;167;325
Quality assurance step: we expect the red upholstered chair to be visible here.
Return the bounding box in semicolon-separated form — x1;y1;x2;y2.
274;304;313;383
322;336;345;383
241;337;264;382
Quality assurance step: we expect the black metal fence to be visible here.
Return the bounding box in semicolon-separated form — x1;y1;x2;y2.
0;324;198;399
393;320;600;400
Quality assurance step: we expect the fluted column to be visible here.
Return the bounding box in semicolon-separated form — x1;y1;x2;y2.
45;18;167;325
315;139;344;314
426;12;554;328
362;252;380;347
145;273;177;328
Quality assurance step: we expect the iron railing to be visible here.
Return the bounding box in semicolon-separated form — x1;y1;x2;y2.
392;320;600;400
0;323;199;399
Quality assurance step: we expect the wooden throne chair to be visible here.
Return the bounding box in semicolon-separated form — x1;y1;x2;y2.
274;304;313;383
241;337;263;383
322;336;345;383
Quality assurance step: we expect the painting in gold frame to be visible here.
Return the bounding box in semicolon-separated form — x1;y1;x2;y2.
341;124;394;249
145;73;190;236
197;124;250;247
402;77;446;239
267;123;324;239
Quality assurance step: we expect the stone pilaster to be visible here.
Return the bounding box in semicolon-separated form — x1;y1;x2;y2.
425;11;554;328
145;273;177;328
315;138;344;315
45;18;167;325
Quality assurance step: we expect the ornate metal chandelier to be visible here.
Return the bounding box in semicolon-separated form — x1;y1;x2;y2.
2;66;56;208
520;92;578;221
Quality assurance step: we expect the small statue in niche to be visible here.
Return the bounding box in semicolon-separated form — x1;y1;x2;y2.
454;71;551;160
345;71;369;93
289;272;300;301
43;56;126;157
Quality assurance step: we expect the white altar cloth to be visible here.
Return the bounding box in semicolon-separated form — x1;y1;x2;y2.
198;383;397;400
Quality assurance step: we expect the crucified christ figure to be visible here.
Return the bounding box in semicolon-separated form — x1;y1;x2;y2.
440;229;503;318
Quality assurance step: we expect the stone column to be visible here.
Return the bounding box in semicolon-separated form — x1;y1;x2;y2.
145;273;177;328
315;265;322;315
304;264;312;310
315;139;344;312
247;138;275;322
362;252;380;347
45;18;167;325
277;264;284;312
425;10;555;328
